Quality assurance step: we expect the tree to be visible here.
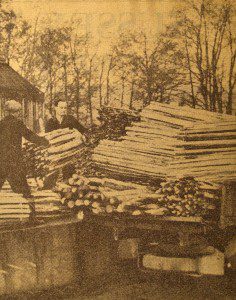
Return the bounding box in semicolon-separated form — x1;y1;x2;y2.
112;30;185;108
36;27;71;112
69;31;99;125
167;0;236;114
0;2;32;66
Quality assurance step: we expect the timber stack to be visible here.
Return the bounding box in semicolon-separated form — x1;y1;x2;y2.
54;175;219;220
92;102;236;184
0;192;31;223
97;106;140;141
0;181;67;226
65;106;140;178
172;121;236;182
23;128;85;183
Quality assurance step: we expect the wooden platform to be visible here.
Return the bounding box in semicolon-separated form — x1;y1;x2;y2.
0;216;119;296
87;214;209;239
0;210;228;296
0;218;80;295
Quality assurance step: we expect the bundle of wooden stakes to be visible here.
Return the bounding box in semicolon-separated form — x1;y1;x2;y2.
97;106;141;141
93;102;236;184
0;182;31;224
23;128;85;183
172;121;236;182
0;180;68;226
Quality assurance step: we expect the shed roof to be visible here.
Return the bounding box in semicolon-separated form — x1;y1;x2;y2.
0;62;44;102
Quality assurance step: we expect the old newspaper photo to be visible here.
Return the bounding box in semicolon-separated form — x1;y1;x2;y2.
0;0;235;299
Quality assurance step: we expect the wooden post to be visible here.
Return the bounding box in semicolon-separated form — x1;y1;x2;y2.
220;182;236;229
0;98;2;120
81;223;118;278
0;233;7;295
2;230;37;293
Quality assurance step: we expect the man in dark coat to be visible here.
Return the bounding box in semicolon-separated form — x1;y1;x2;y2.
45;99;87;182
0;100;49;198
45;99;87;134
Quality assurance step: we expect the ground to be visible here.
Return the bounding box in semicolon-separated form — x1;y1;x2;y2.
3;266;236;300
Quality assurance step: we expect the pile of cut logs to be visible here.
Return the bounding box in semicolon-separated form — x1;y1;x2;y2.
92;102;236;183
54;175;219;219
23;128;85;182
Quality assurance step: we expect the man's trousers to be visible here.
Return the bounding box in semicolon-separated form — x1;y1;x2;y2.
0;166;31;197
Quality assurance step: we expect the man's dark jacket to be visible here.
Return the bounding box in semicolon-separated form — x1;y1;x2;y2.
45;115;87;134
0;115;49;171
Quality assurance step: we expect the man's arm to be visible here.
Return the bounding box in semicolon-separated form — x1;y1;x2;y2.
45;119;55;133
20;121;49;147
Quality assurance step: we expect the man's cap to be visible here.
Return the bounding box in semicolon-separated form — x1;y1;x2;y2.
5;100;22;113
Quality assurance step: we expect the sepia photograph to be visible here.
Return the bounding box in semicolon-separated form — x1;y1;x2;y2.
0;0;235;299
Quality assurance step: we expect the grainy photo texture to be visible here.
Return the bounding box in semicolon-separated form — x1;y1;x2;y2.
0;0;235;299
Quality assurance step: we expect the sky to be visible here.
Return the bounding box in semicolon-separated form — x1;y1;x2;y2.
7;0;177;110
9;0;175;41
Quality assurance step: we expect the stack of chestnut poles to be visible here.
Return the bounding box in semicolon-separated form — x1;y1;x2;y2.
92;102;236;184
0;180;66;225
21;102;236;222
54;175;220;220
22;128;86;184
97;106;140;141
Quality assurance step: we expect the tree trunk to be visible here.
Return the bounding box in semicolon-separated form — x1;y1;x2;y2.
49;66;53;113
203;8;211;112
99;60;104;107
6;30;13;64
129;80;135;110
63;57;68;104
76;74;80;119
185;37;196;108
226;32;236;115
217;72;223;114
106;58;113;106
143;34;152;106
160;87;164;103
87;59;93;126
121;75;125;107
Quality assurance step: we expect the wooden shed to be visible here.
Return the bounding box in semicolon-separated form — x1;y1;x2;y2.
0;61;44;131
